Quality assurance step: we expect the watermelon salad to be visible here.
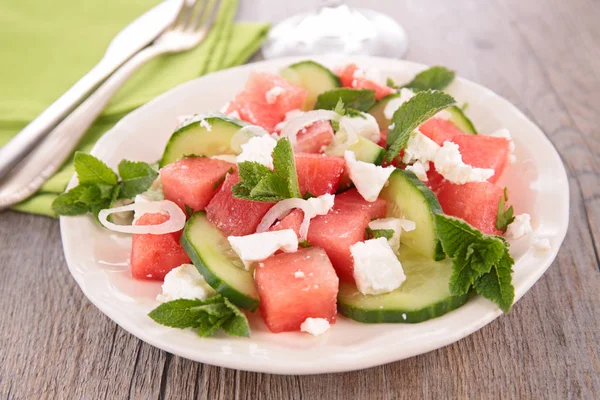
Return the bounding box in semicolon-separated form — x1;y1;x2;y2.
54;60;552;339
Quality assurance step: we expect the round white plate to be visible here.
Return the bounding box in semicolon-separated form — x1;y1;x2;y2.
60;56;569;375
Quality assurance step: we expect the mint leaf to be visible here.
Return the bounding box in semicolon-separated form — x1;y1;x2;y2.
386;90;456;161
333;98;345;115
249;174;289;200
404;66;455;91
272;138;301;198
74;152;118;186
386;77;398;88
473;250;515;313
51;185;91;216
366;228;394;240
118;160;158;199
496;187;515;233
435;214;515;312
148;295;250;337
315;88;376;112
302;191;316;200
79;184;114;205
237;162;272;190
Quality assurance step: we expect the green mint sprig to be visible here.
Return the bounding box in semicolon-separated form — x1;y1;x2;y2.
403;66;456;91
435;214;515;313
366;228;395;240
386;90;456;161
314;88;376;112
148;295;250;338
232;138;301;202
496;187;515;233
51;152;158;217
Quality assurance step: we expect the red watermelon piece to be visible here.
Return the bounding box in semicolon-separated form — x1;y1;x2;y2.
294;121;334;153
255;247;339;333
226;72;307;132
130;213;190;281
160;157;234;212
307;208;371;283
436;181;504;235
337;63;394;100
334;188;387;220
451;135;511;184
268;209;303;238
205;171;275;236
425;163;446;193
420;118;466;146
295;154;345;196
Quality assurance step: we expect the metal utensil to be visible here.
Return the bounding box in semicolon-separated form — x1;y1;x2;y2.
0;0;222;210
0;0;183;180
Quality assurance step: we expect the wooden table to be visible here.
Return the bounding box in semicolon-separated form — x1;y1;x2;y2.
1;0;599;398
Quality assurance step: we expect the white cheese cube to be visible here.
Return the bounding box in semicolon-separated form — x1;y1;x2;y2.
402;130;440;165
434;141;495;184
228;229;298;269
236;135;278;169
351;238;407;295
156;264;216;302
344;151;395;202
383;88;416;120
300;318;330;336
506;213;532;239
339;112;381;143
532;236;551;252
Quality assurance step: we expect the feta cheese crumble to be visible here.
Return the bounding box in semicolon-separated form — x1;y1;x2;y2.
383;88;416;120
434;141;495;184
351;238;407;295
228;229;298;269
532;236;551;252
489;128;517;163
368;217;415;255
227;110;241;119
300;317;330;336
265;86;285;104
339;112;380;143
344;151;395;202
156;264;216;302
236;135;278;169
402;130;441;165
506;213;532;239
405;161;430;181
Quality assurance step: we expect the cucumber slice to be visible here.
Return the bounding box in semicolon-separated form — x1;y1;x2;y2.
280;61;341;110
181;212;260;311
379;169;445;260
338;247;468;323
369;95;477;134
446;105;477;134
348;137;385;165
160;114;245;167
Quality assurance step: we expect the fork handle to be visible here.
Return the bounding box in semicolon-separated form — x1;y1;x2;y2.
0;45;166;210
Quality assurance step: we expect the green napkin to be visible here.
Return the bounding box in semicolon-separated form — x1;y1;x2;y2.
0;0;270;217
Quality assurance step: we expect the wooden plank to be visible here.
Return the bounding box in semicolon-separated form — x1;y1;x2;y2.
0;0;599;399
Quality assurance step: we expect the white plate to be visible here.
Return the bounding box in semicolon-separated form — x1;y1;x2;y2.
60;56;569;374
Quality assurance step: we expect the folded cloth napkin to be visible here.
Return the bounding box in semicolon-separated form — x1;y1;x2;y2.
0;0;269;217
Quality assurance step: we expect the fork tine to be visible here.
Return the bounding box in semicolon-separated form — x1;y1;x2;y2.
171;0;196;31
187;0;221;32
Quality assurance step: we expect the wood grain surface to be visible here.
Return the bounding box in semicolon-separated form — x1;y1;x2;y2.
1;0;599;398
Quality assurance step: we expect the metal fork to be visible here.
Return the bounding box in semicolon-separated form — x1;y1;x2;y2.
0;0;221;210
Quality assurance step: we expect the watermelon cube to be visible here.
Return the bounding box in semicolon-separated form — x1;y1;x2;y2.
295;153;345;196
307;208;371;283
337;63;394;100
334;188;387;220
160;157;234;212
254;247;339;333
226;72;307;132
420;118;466;146
130;213;190;281
205;171;275;236
294;121;334;153
450;135;511;184
268;209;303;238
436;181;505;235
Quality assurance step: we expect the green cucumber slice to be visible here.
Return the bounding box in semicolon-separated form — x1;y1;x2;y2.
338;247;468;323
446;105;477;134
379;169;445;260
280;61;341;110
159;114;246;167
369;95;477;134
348;137;385;165
181;212;260;311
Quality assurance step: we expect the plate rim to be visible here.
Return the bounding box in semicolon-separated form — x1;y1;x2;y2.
60;55;570;374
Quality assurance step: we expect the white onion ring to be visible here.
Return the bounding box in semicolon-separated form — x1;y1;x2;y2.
280;110;341;146
98;200;186;235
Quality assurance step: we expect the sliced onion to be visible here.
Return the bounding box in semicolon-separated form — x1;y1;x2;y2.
98;200;186;235
280;110;341;145
230;125;270;153
256;195;335;240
